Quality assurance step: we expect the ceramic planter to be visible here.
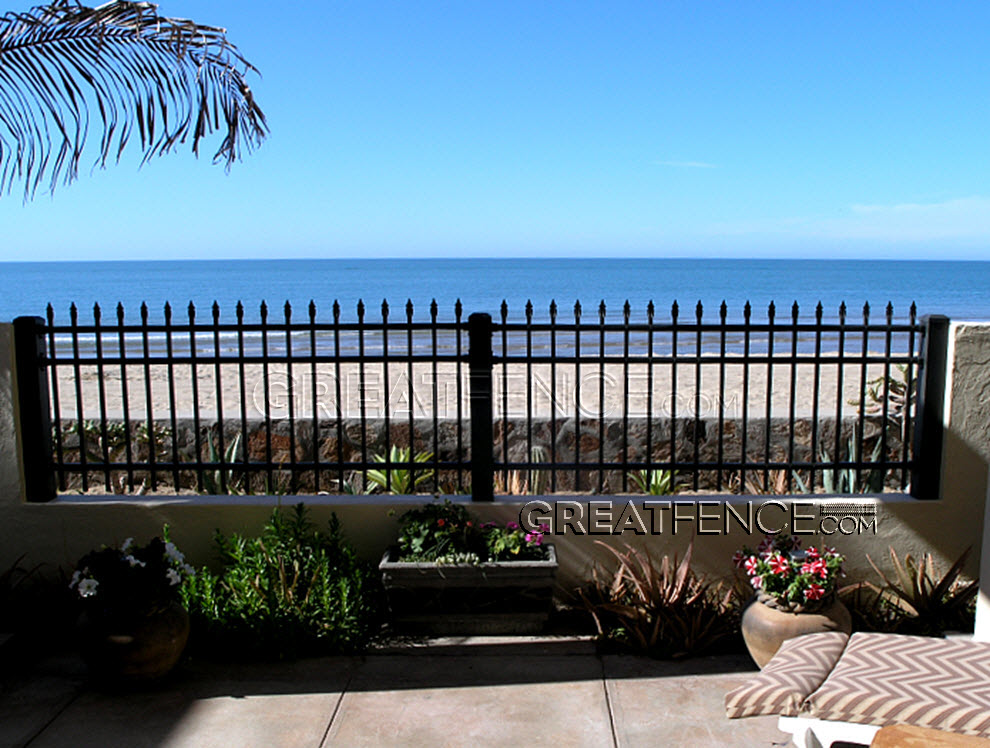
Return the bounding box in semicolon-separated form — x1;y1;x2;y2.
741;594;852;668
80;600;190;682
379;544;558;635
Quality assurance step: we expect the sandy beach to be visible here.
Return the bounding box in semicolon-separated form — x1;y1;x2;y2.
47;359;905;423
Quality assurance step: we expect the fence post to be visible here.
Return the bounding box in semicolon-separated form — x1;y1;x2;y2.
911;315;949;500
13;316;56;502
468;312;494;501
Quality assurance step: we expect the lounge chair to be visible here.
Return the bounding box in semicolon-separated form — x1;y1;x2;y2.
725;631;990;748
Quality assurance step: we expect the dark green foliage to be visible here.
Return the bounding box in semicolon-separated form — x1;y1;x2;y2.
841;546;977;636
182;504;381;659
395;499;548;563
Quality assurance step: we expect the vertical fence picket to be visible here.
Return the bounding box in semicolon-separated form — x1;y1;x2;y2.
260;301;273;491
549;300;558;493
786;302;799;492
763;302;775;492
431;299;440;494
116;304;135;491
212;302;227;494
740;301;751;492
901;303;918;489
236;302;250;493
93;304;112;492
46;305;65;491
285;301;297;492
810;302;823;491
164;303;180;490
717;301;727;491
622;301;631;493
598;301;606;493
832;302;847;492
309;301;321;492
140;303;157;490
188;303;203;492
670;301;678;484
693;301;702;491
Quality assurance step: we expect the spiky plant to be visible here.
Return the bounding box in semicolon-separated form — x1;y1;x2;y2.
0;0;267;199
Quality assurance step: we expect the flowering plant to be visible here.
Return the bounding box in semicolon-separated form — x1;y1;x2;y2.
395;499;549;563
733;534;844;612
70;531;195;618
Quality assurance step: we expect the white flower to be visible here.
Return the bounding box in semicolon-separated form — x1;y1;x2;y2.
69;570;81;589
165;568;181;586
124;554;146;568
164;542;185;564
121;537;134;552
77;578;99;598
182;563;196;577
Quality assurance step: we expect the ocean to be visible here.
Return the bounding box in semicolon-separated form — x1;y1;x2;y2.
1;257;988;324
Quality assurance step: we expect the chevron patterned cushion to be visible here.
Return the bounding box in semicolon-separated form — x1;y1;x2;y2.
804;633;990;736
724;631;850;719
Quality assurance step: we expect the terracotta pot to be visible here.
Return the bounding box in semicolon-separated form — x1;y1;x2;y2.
741;594;851;668
81;601;190;682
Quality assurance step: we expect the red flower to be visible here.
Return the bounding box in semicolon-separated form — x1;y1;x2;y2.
805;583;825;601
437;519;445;527
769;554;790;575
743;556;760;575
805;547;820;560
802;559;828;579
466;521;473;527
732;550;745;568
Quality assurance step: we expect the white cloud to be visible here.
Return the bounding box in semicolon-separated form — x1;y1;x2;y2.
654;160;717;169
711;196;990;243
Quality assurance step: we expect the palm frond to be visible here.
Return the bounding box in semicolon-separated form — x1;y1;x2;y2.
0;0;267;199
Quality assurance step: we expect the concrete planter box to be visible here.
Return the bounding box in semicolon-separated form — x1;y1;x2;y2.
379;545;558;635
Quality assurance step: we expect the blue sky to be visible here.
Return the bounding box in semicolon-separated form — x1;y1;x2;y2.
2;0;990;261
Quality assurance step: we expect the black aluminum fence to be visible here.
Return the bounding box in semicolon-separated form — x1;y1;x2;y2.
13;300;947;502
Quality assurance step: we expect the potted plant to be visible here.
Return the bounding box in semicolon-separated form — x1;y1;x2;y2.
70;531;194;681
733;534;851;668
380;499;557;635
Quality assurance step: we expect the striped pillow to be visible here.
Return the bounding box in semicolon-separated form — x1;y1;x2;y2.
725;631;850;719
804;633;990;736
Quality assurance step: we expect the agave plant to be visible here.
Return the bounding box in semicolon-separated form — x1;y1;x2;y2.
860;546;978;635
0;0;267;199
629;469;677;496
365;446;435;495
202;433;244;495
820;436;885;494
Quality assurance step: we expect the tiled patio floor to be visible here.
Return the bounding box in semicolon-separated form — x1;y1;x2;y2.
1;637;791;747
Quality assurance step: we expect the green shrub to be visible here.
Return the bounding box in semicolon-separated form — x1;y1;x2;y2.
394;498;549;563
182;504;381;659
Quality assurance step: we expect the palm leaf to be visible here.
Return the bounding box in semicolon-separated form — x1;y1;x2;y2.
0;0;267;199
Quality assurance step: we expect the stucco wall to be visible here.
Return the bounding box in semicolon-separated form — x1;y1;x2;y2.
1;322;988;600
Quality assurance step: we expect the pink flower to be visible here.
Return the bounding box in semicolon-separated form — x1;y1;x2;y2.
525;532;543;545
538;523;550;533
805;583;825;601
507;521;519;530
750;575;764;589
743;556;760;575
769;554;790;575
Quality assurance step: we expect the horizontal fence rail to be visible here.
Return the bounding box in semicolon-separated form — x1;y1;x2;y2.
14;300;945;502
